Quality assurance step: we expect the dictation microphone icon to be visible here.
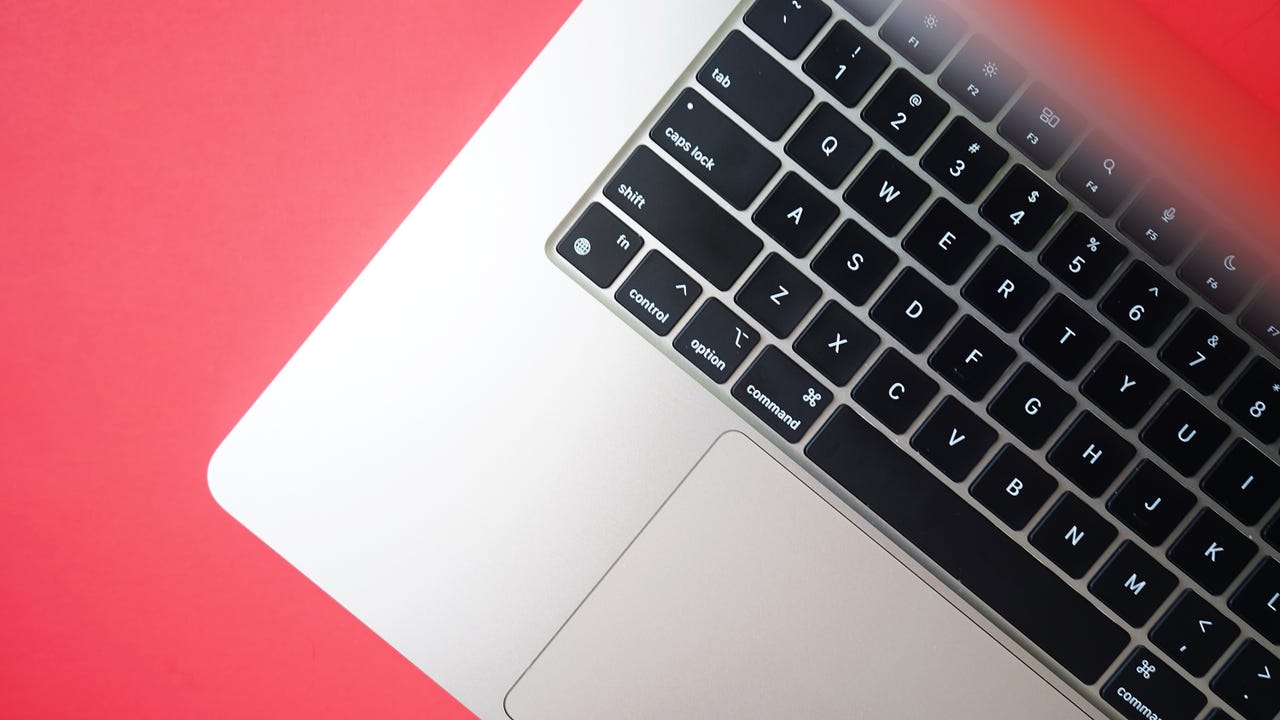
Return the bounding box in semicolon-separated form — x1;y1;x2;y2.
1161;206;1177;223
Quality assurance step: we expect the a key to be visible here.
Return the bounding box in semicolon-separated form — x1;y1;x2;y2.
835;0;892;24
736;253;822;338
938;34;1025;121
1039;213;1128;299
928;315;1015;401
920;117;1008;203
969;445;1057;530
910;396;997;482
1082;343;1170;429
811;220;898;306
1047;412;1135;497
556;202;643;288
1220;358;1280;444
1202;440;1280;526
1099;261;1188;347
962;246;1049;332
1168;508;1257;596
615;251;702;336
1150;590;1240;677
1228;559;1280;644
862;68;948;154
980;165;1066;250
988;363;1075;449
1239;289;1280;358
1058;133;1141;217
1031;493;1117;579
1212;640;1280;720
1108;460;1196;546
998;83;1082;169
902;199;990;285
743;0;831;59
1142;390;1229;476
1119;183;1201;266
1021;294;1109;380
1102;648;1205;720
675;299;760;384
754;172;839;257
1179;238;1260;314
807;406;1130;684
879;1;966;73
786;103;873;189
697;31;814;141
870;267;957;353
1158;310;1247;394
803;21;890;107
794;301;879;385
852;348;939;433
844;150;931;235
731;346;832;443
1090;541;1178;626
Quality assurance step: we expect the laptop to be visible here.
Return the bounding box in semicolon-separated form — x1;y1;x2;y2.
208;0;1280;718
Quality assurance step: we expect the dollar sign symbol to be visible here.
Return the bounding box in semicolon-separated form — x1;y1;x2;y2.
1028;191;1040;203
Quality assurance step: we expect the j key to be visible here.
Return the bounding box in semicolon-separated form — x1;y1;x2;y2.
1108;461;1196;546
1120;183;1201;266
1102;648;1205;720
1221;358;1280;444
1212;640;1280;720
902;199;989;284
650;89;780;211
675;299;760;384
736;253;822;338
853;348;939;433
608;147;763;291
999;83;1082;169
1090;541;1178;626
981;165;1067;250
807;406;1131;684
1169;508;1257;596
794;301;879;385
731;346;832;444
1203;440;1280;526
743;0;830;59
938;35;1025;121
754;172;839;257
1039;213;1128;299
616;251;701;336
697;31;813;141
928;315;1015;401
1099;261;1188;347
787;103;873;189
804;21;890;107
1142;391;1229;476
1158;309;1247;395
862;69;949;154
910;396;997;482
844;151;931;235
920;117;1008;203
870;267;957;353
1239;288;1280;357
962;247;1049;332
835;0;893;24
1022;294;1109;380
970;445;1057;530
1031;493;1118;579
988;363;1075;449
1151;590;1240;677
1058;133;1141;217
1178;238;1260;313
811;220;898;306
879;1;966;73
1229;559;1280;644
1048;412;1135;497
557;202;643;288
1082;343;1171;429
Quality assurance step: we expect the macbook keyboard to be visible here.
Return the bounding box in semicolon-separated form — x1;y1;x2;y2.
549;1;1280;718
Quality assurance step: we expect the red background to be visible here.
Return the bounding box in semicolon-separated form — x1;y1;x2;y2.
1;1;1275;718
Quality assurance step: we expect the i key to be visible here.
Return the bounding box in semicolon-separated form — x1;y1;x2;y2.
1202;440;1280;526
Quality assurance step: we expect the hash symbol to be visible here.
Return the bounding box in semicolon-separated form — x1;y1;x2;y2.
967;143;981;155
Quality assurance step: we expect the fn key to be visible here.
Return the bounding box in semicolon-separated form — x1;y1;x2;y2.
557;203;642;287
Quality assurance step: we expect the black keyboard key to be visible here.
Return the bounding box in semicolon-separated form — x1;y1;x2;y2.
870;267;957;353
1120;183;1201;266
929;316;1015;401
862;69;948;154
980;165;1067;250
938;34;1025;121
1169;508;1257;596
1031;493;1117;579
743;0;830;59
920;117;1008;203
557;203;643;288
879;1;965;73
835;0;892;24
1099;261;1188;347
1205;709;1238;720
1159;310;1247;394
804;21;890;107
1091;541;1178;626
962;247;1049;332
1179;238;1260;314
675;299;760;384
1048;412;1135;498
844;151;931;235
1039;213;1128;299
736;253;822;338
1021;294;1108;380
731;346;832;443
607;147;763;291
811;220;898;306
1212;640;1280;720
1142;391;1230;476
1229;559;1280;644
1102;647;1206;720
998;83;1082;169
910;396;996;482
989;363;1075;449
794;301;879;385
902;199;989;284
1267;513;1280;549
697;31;814;141
1203;440;1280;526
1083;343;1170;429
1058;133;1141;217
616;251;702;336
1151;590;1240;677
787;103;873;189
970;445;1057;530
853;348;938;433
1221;358;1280;444
1108;461;1196;546
754;172;839;257
806;406;1130;684
1240;289;1280;358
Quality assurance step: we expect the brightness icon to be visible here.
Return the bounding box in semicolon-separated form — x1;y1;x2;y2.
923;14;938;29
982;61;999;78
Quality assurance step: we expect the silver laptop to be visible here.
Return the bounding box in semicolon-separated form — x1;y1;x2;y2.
208;0;1280;718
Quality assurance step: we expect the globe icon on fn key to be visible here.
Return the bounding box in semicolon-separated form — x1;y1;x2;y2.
573;237;591;256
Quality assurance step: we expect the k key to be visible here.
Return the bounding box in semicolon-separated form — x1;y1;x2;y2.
1168;509;1257;596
